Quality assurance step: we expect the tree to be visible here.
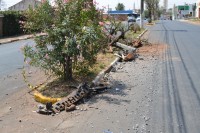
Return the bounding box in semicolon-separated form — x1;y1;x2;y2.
22;0;104;81
115;3;125;11
144;0;160;22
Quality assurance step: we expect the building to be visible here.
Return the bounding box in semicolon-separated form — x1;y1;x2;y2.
176;4;196;19
8;0;41;11
196;0;200;18
103;10;138;21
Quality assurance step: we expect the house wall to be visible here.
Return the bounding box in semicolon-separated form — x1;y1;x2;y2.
9;0;41;11
0;15;3;37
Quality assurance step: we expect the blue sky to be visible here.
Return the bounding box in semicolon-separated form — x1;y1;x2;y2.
3;0;198;10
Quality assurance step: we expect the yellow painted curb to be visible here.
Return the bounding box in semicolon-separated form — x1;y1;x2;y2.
34;91;61;104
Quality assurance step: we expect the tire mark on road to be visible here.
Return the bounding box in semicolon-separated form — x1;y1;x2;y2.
162;21;175;133
163;23;187;133
171;33;200;107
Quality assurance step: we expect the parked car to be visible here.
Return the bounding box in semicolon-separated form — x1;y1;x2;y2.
128;15;136;23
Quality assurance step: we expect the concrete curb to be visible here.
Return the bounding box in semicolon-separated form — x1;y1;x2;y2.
0;36;32;45
137;28;148;39
0;34;39;45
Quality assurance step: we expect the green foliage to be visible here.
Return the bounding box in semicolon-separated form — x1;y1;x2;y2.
22;0;105;81
0;10;25;37
115;3;125;11
144;10;149;18
145;0;160;20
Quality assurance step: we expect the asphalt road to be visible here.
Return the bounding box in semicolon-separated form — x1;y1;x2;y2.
0;39;37;99
145;20;200;133
0;39;35;75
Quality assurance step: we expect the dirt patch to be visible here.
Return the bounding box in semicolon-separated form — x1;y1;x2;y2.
137;43;167;56
183;20;200;25
40;79;77;98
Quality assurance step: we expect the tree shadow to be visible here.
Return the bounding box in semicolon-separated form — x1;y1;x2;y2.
84;79;131;106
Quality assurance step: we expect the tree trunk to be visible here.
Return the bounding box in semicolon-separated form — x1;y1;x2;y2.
63;55;73;81
149;10;152;23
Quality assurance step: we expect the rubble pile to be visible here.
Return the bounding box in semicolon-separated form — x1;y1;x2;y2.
37;82;109;115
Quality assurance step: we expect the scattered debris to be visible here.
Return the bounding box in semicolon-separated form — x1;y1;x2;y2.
66;104;76;112
37;104;45;110
114;51;135;61
113;42;136;61
133;39;143;48
103;130;113;133
115;88;120;91
37;82;110;115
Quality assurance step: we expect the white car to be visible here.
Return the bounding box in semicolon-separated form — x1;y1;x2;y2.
136;17;140;21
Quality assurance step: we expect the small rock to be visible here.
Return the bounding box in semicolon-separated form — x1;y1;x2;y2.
37;104;45;110
28;71;32;74
75;106;80;110
19;120;22;122
9;107;12;110
136;124;139;128
66;104;76;112
115;88;120;91
103;130;113;133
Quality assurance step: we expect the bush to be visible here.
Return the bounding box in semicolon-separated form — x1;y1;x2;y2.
22;0;105;81
0;11;25;37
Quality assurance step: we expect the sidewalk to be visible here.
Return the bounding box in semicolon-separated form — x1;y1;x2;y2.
0;33;46;45
0;34;33;45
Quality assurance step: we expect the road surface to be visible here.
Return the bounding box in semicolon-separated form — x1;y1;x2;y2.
0;39;44;99
144;20;200;133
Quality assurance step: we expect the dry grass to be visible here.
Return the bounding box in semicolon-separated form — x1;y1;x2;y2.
125;28;145;41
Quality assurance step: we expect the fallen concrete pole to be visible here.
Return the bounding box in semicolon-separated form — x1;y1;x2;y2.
115;42;136;52
91;57;121;87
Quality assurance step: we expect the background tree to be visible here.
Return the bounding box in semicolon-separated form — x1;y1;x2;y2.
23;0;104;81
115;3;125;11
145;0;160;22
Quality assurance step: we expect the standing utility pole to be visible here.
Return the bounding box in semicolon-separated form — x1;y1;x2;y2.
140;0;144;28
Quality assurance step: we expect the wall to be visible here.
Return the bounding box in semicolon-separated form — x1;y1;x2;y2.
0;15;3;37
9;0;41;11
